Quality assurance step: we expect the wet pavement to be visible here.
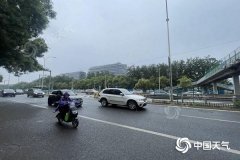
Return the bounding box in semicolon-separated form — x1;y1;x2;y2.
0;95;240;160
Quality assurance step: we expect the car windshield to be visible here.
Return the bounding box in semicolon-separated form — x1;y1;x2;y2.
34;89;42;92
4;89;14;93
62;90;76;96
155;90;168;94
120;89;132;95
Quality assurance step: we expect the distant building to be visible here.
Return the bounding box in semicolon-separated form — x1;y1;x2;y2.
60;71;86;80
88;63;128;75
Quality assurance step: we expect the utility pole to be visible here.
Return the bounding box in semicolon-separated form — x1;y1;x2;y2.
39;74;41;87
104;75;107;89
159;67;161;91
41;57;45;89
71;81;74;90
42;56;56;89
158;66;161;92
3;80;7;89
48;70;51;94
165;0;173;102
7;73;10;89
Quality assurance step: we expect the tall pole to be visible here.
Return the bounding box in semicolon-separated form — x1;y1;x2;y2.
71;81;74;90
3;80;7;89
41;57;45;89
159;67;161;91
165;0;173;102
39;74;41;87
42;56;56;90
8;73;10;89
48;70;51;94
104;75;107;89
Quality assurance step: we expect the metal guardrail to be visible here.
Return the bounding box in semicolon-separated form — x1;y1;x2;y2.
197;47;240;84
216;83;234;91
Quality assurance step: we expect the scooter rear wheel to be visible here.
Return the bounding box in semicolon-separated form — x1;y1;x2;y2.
72;119;79;128
56;114;63;125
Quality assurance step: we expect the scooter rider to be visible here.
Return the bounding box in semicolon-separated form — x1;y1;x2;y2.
55;92;72;118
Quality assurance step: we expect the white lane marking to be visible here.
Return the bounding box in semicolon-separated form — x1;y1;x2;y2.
79;115;240;155
31;104;48;109
36;120;44;123
181;115;240;124
155;104;240;113
179;106;240;113
7;100;48;109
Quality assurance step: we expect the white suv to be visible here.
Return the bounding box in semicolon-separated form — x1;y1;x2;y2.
98;88;147;110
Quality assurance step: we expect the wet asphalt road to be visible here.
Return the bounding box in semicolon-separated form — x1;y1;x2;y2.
0;95;240;160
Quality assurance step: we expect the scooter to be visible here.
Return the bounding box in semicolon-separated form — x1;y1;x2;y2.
56;102;79;128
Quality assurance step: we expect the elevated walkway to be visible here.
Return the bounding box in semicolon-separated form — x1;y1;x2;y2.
197;47;240;85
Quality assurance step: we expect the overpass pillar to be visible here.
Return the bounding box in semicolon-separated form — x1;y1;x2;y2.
233;75;240;95
213;83;218;94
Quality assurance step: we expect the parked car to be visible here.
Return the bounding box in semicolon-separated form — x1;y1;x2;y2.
15;89;24;95
1;89;16;97
48;89;83;107
182;91;203;96
84;89;98;95
149;90;177;99
98;88;147;110
132;89;143;94
27;88;45;98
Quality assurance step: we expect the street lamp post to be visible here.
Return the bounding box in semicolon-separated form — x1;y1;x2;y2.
159;67;161;91
3;80;8;89
48;70;52;94
104;75;107;89
41;56;56;89
7;73;10;89
165;0;173;102
41;57;46;89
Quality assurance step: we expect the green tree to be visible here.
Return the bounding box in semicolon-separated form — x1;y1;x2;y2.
184;56;218;82
0;0;56;75
160;76;169;89
134;78;153;92
0;75;2;82
178;76;192;88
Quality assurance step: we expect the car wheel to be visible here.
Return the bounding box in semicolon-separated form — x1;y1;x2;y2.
48;99;52;106
54;102;58;107
128;100;138;110
101;99;108;107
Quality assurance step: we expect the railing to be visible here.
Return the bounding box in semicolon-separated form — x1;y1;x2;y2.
197;47;240;84
216;83;234;91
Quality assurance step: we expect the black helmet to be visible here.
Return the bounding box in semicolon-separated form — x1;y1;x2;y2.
63;92;70;97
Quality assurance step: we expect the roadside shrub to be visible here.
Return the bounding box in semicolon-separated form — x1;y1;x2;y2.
234;100;240;108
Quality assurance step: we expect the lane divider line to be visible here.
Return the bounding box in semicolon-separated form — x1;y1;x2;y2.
181;115;240;124
7;100;48;109
156;105;240;113
79;115;240;155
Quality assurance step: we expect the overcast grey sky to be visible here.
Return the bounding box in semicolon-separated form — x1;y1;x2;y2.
1;0;240;84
